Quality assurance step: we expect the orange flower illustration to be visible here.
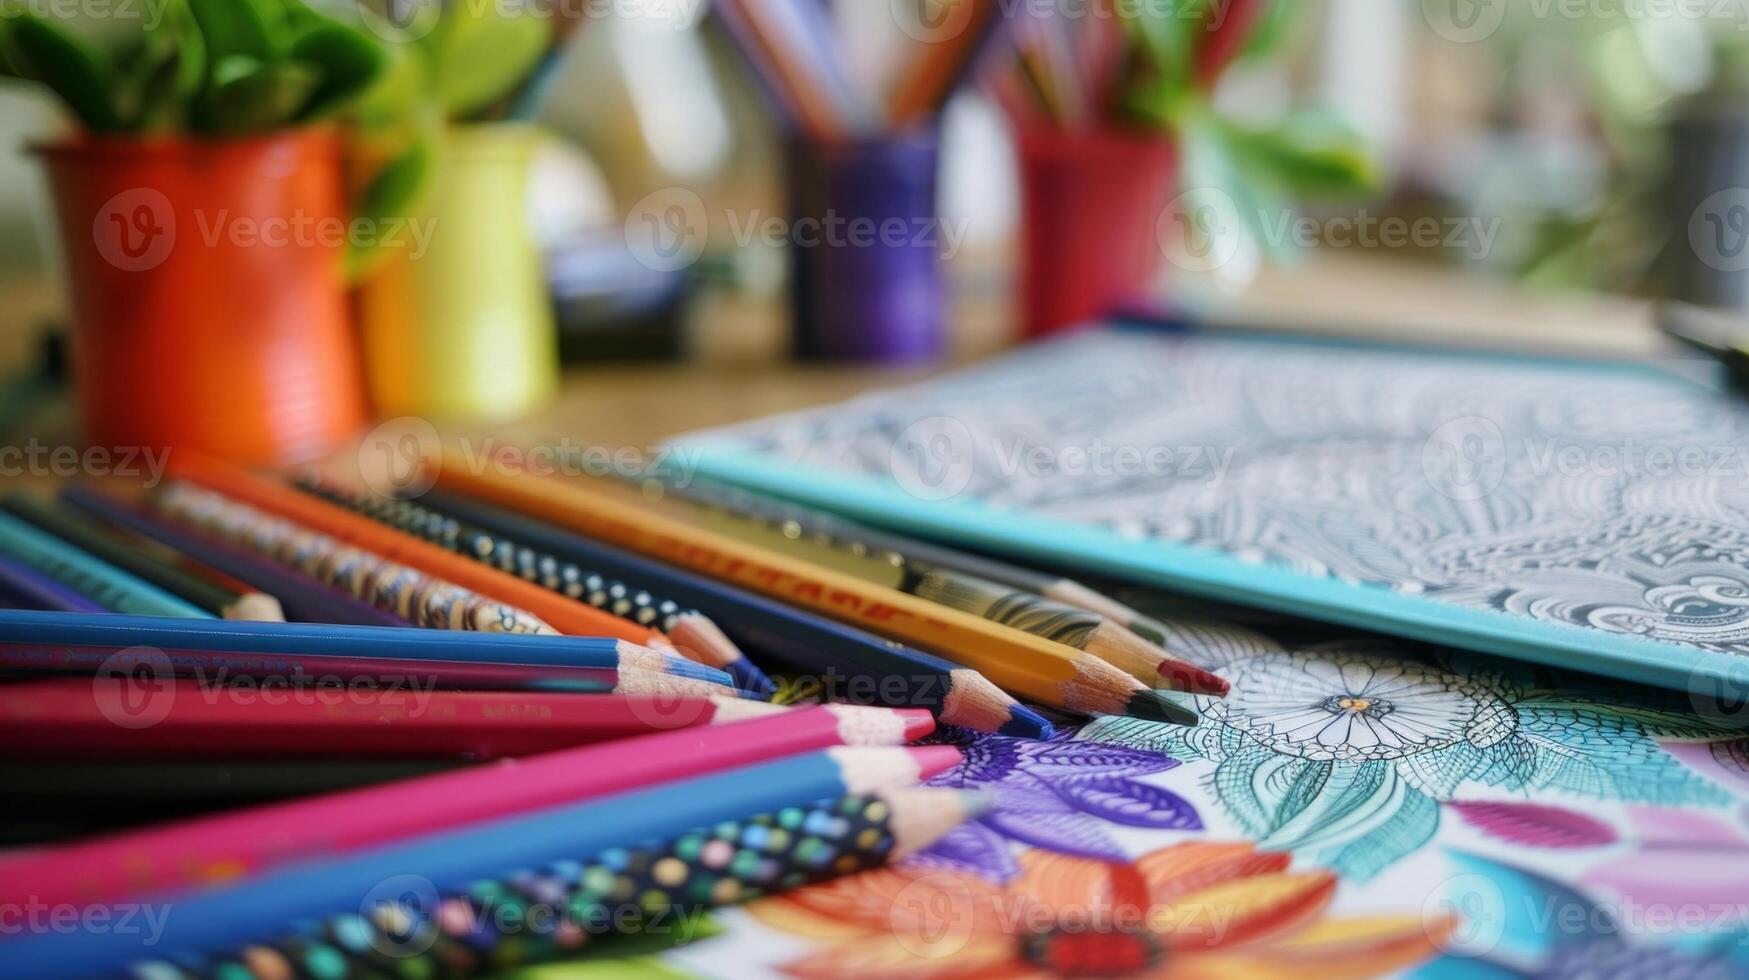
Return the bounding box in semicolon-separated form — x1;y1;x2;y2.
750;842;1454;979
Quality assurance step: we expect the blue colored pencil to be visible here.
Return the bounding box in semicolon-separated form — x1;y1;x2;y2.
0;745;957;979
421;489;1053;738
0;510;210;618
0;610;743;698
61;487;410;628
0;554;106;613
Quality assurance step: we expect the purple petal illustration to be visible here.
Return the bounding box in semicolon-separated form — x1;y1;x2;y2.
912;821;1021;882
1053;777;1203;830
983;782;1128;860
1449;800;1617;849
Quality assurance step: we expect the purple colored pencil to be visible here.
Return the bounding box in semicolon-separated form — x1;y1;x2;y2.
0;555;107;613
60;488;409;628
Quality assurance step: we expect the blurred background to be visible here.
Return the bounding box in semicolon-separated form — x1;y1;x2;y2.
2;0;1745;459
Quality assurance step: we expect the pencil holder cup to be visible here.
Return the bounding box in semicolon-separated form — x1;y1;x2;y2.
357;123;558;421
1016;129;1177;338
786;132;945;362
36;131;368;465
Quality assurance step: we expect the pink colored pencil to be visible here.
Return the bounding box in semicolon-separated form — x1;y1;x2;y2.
0;678;811;759
0;704;947;911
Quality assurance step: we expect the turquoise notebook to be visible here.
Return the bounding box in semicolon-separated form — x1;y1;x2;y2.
679;323;1749;700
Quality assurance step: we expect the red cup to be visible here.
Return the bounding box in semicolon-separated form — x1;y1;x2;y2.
36;131;367;466
1016;129;1177;339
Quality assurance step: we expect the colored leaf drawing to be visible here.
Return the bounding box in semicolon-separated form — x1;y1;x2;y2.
1448;800;1617;848
1082;639;1738;881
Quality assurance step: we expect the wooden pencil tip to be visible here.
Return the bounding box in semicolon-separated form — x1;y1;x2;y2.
1123;690;1199;727
907;744;964;780
1000;704;1055;740
224;593;287;623
1158;660;1230;697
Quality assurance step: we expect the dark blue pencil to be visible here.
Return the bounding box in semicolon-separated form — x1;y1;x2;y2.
419;489;1053;738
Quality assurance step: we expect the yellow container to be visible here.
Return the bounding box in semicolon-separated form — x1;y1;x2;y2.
359;124;558;421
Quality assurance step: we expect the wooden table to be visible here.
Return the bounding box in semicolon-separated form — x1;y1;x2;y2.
1;253;1674;453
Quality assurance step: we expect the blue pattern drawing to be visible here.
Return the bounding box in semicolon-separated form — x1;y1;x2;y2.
1079;613;1739;881
693;330;1749;673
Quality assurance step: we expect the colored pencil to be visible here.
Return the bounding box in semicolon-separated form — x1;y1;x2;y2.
171;787;985;979
170;456;674;647
0;705;952;915
0;510;210;618
0;554;106;612
61;486;411;628
657;478;1228;695
0;745;960;980
2;492;285;622
0;677;808;759
172;455;675;647
0;610;737;698
156;482;560;635
712;0;851;141
886;0;1006;127
420;488;1053;738
296;473;777;697
437;459;1197;725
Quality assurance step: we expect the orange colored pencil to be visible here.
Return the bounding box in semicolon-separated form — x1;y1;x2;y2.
166;455;669;647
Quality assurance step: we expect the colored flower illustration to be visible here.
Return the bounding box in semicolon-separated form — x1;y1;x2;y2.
916;732;1201;882
1417;851;1749;979
750;841;1454;979
1082;636;1738;881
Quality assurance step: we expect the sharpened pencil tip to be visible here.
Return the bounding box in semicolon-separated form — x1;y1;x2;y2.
999;704;1055;740
724;658;778;698
896;708;938;742
1157;660;1230;697
909;744;965;780
1124;690;1199;727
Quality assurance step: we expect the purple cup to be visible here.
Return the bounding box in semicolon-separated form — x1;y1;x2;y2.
786;131;945;362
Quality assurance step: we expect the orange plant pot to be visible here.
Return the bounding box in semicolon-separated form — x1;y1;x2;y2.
37;131;367;466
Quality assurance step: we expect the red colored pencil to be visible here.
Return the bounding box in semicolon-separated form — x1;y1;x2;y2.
0;678;840;759
0;708;955;912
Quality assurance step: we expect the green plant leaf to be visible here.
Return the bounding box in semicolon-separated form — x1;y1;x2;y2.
1222;113;1380;200
203;55;320;133
186;0;280;62
428;1;551;118
0;11;121;130
290;19;385;120
345;129;432;281
114;0;204;130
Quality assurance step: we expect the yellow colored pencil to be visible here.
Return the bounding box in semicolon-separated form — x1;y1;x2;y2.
437;456;1195;726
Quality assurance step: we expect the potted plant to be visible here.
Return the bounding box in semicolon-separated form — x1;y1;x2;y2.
990;0;1377;337
352;1;565;422
1;0;419;464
